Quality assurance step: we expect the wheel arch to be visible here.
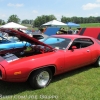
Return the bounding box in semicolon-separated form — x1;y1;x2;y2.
27;65;56;80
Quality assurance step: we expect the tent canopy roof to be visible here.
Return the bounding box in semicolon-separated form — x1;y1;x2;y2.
66;22;80;27
42;20;67;26
0;22;27;29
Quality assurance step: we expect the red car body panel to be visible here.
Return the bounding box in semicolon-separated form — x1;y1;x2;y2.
78;27;100;40
0;51;66;82
0;29;100;82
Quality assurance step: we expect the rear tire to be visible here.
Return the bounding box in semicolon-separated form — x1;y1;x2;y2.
94;57;100;67
29;68;52;89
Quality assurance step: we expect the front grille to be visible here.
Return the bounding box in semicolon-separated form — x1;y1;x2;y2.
0;70;2;78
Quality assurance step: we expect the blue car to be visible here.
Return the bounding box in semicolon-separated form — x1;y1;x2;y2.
0;35;30;50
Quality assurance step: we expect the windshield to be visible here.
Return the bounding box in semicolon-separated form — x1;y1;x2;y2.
43;37;71;50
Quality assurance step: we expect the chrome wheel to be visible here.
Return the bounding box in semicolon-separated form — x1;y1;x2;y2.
36;71;50;86
29;68;52;89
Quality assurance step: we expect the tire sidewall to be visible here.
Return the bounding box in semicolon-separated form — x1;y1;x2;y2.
95;57;100;67
97;57;100;67
29;68;52;89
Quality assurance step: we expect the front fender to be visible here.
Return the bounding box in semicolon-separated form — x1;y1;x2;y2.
4;51;65;82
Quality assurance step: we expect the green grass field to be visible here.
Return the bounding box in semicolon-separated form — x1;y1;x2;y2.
52;23;100;31
0;65;100;100
80;23;100;28
0;23;100;100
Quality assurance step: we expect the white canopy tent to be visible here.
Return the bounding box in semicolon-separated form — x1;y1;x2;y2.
42;20;67;26
0;22;27;29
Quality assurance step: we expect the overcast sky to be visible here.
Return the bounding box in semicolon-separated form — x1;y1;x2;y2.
0;0;100;21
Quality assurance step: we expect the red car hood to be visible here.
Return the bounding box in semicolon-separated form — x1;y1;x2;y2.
0;28;53;50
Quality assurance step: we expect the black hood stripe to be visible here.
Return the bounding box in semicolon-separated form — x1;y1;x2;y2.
97;33;100;40
79;28;86;35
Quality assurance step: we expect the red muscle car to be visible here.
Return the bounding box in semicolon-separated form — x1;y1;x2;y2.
0;28;100;89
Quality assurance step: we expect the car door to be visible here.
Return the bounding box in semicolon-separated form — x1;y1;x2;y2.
63;38;92;71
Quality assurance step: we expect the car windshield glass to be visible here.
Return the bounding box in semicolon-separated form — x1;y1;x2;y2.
43;37;71;50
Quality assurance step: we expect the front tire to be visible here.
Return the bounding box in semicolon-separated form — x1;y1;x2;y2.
29;68;52;89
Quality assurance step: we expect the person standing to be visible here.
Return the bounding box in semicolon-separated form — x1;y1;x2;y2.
68;27;73;34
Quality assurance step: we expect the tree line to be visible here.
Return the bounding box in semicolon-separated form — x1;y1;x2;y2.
0;14;100;27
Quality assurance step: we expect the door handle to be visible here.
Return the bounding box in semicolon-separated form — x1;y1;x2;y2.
87;50;90;52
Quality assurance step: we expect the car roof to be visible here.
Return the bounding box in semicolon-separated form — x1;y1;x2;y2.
51;34;94;40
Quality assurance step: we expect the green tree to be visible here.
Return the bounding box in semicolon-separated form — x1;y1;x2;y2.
21;19;34;25
88;16;95;23
7;15;20;23
34;15;56;27
96;16;100;23
61;16;72;23
0;19;5;25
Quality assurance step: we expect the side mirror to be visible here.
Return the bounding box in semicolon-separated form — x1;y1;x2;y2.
71;46;77;51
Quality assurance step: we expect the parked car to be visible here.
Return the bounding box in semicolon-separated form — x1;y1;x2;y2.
0;34;30;50
0;28;100;89
32;33;48;41
18;29;48;41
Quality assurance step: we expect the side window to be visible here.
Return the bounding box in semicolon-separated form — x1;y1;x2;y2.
80;38;94;48
68;42;81;50
95;39;100;45
68;38;94;50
